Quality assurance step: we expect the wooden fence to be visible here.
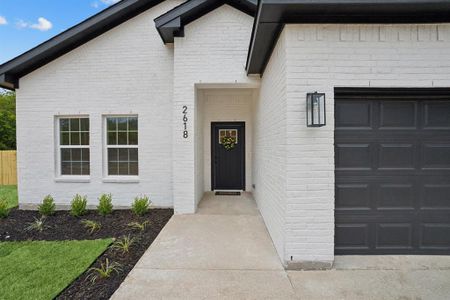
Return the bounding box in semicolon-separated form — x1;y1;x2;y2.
0;150;17;185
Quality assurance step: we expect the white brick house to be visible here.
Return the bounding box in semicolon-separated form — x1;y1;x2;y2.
1;0;450;268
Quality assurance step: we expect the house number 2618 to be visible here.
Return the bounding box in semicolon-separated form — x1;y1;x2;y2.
182;106;188;139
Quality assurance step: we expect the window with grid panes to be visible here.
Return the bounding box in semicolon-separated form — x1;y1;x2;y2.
59;117;90;175
106;116;138;176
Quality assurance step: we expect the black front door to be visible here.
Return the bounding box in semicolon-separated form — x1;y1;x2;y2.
211;122;245;190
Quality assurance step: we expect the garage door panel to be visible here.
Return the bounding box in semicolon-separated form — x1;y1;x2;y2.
378;144;416;170
420;224;450;249
336;184;371;211
335;88;450;255
376;223;413;249
335;224;370;250
377;184;415;210
422;144;450;170
421;184;450;209
335;100;373;129
424;101;450;129
379;101;418;129
336;144;371;170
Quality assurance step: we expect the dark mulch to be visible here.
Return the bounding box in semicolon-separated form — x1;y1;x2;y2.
0;208;173;299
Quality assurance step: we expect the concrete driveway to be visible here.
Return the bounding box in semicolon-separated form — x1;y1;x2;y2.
112;193;450;299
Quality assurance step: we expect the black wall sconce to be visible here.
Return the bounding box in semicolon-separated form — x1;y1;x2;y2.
307;92;326;127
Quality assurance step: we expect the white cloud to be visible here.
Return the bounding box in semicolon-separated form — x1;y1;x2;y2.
15;17;53;31
30;17;53;31
16;19;28;29
91;2;99;8
0;16;7;25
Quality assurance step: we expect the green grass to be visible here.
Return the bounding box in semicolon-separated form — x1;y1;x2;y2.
0;185;18;208
0;239;112;300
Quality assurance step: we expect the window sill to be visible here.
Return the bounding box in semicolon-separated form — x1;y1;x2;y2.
102;177;140;183
54;176;90;183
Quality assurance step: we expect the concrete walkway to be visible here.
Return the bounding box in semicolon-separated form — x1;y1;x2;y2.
112;193;450;299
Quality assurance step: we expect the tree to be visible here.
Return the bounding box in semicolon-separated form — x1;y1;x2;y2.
0;90;16;150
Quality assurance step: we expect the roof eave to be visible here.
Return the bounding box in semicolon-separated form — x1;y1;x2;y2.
246;0;450;75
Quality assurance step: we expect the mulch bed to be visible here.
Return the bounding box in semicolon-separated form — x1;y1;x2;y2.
0;208;173;299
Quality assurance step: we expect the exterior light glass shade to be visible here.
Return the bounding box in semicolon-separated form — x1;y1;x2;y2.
307;92;326;127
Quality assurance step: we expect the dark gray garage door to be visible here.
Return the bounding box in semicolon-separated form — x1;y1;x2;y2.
335;88;450;255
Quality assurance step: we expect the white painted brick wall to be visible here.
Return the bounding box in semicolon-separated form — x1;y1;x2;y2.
283;24;450;264
172;5;258;213
253;30;288;261
15;0;183;208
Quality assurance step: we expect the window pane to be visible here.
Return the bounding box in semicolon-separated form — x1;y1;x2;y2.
108;162;118;175
129;162;139;175
81;162;90;176
61;132;70;145
70;118;80;131
61;162;71;175
80;118;89;131
80;132;89;145
60;119;70;131
81;148;90;162
118;148;128;161
72;149;81;161
118;132;127;145
118;118;128;131
107;118;117;131
129;148;138;161
108;148;118;162
72;162;82;175
108;132;117;145
118;162;128;175
128;117;138;131
71;132;80;145
128;132;138;145
61;149;71;161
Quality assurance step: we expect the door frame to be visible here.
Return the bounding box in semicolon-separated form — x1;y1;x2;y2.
211;121;246;191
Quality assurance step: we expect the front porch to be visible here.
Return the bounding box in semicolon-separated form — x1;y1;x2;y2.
112;192;293;299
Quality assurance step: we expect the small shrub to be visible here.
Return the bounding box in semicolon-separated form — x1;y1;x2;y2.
110;235;137;255
97;194;113;216
25;217;48;232
86;258;122;284
70;194;87;217
127;221;150;232
38;195;56;216
131;196;151;216
0;198;10;219
81;219;101;234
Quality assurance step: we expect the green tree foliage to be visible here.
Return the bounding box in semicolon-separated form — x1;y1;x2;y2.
0;90;16;150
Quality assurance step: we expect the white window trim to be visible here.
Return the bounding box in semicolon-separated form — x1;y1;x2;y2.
55;115;90;182
102;115;139;182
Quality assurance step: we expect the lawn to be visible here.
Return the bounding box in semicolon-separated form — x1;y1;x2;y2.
0;185;18;208
0;239;112;300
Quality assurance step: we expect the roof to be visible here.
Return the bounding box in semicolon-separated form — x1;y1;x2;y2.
2;0;450;89
155;0;257;43
246;0;450;75
0;0;166;89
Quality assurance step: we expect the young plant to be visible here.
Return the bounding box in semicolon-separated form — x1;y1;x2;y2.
25;217;48;232
0;197;10;219
131;196;151;216
97;193;113;216
86;258;122;284
127;221;150;232
38;195;56;216
81;219;101;234
110;235;137;255
70;194;87;217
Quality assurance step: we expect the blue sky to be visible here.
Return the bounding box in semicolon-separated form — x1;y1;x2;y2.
0;0;121;64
